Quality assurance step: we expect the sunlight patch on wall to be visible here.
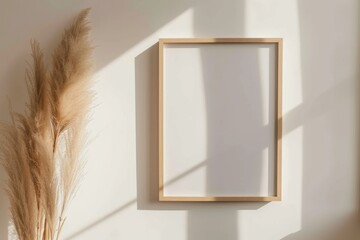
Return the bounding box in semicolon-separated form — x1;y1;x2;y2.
244;0;304;118
259;147;274;195
134;7;195;59
156;8;195;38
279;125;303;237
163;44;208;197
257;46;276;126
94;7;195;75
238;125;303;239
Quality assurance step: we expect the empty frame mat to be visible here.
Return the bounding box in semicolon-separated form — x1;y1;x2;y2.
159;38;282;202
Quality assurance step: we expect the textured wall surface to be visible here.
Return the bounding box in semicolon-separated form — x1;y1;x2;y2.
0;0;359;239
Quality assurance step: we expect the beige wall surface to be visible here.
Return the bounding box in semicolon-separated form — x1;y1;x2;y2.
0;0;359;239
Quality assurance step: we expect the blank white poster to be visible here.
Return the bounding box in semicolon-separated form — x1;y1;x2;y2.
163;43;276;197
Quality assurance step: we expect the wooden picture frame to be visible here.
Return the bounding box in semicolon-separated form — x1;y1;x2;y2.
159;38;282;202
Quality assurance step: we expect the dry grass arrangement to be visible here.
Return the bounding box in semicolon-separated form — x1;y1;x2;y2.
0;8;93;240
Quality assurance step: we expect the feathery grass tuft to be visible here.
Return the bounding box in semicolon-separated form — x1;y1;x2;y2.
0;8;93;240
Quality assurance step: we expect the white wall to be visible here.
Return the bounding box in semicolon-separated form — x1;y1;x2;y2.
0;0;359;239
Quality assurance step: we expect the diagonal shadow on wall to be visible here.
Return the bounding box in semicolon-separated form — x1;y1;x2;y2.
281;0;360;239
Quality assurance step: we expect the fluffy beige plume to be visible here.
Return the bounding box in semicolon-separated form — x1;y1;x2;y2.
0;8;93;240
50;8;93;239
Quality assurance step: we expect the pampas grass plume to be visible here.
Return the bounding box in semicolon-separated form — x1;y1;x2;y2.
0;8;93;240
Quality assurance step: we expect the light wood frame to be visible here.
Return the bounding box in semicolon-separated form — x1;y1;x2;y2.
158;38;283;202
